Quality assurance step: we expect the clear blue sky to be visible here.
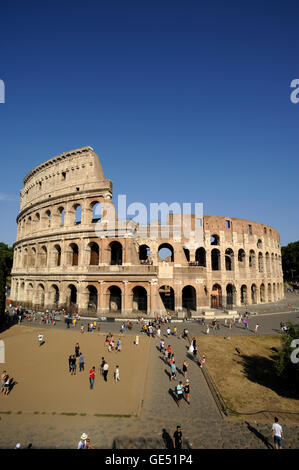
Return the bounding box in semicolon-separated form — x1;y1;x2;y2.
0;1;298;247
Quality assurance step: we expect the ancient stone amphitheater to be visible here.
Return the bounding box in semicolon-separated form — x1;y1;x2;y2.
10;146;284;317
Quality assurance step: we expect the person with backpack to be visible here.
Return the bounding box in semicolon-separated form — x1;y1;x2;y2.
176;381;184;407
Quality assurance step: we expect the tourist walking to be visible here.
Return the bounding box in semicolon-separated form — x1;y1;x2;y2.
199;354;206;368
160;339;165;352
103;362;109;382
173;425;183;449
135;335;139;346
75;343;80;358
89;366;95;389
38;333;44;347
272;417;283;449
243;317;248;329
116;338;122;352
206;324;210;334
114;365;120;382
70;355;76;375
167;345;172;360
183;379;191;404
1;370;7;393
176;381;184;407
79;352;84;372
182;360;188;379
167;327;171;337
171;361;176;381
68;355;73;373
80;324;84;333
254;324;260;335
100;357;105;375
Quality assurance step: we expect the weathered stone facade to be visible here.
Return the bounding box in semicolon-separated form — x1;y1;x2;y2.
10;146;284;317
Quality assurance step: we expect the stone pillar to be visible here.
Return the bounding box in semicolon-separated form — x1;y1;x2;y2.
122;280;131;316
98;281;107;315
174;280;183;317
149;279;158;315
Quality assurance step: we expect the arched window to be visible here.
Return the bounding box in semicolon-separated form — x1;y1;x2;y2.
69;243;79;266
182;285;196;312
74;204;81;224
257;239;263;249
54;244;61;267
225;248;234;271
67;284;77;306
139;245;151;264
87;285;98;311
195;247;206;267
238;249;245;268
211;284;222;308
260;284;265;302
89;242;99;265
211;248;220;270
251;284;257;304
110;241;123;265
241;285;247;305
108;286;122;312
249;250;256;268
210;234;220;245
91;202;102;222
158;243;174;262
132;286;148;313
49;284;59;306
258;252;263;273
58;207;65;226
226;284;235;308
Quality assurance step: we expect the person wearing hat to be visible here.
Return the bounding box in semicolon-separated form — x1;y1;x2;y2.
183;379;191;405
77;433;88;449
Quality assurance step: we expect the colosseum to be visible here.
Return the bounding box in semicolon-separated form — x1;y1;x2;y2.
10;146;284;317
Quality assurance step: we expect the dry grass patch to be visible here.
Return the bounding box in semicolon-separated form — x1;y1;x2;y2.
197;335;299;416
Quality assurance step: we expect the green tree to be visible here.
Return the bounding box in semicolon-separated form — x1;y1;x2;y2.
275;321;299;394
281;241;299;281
0;243;14;319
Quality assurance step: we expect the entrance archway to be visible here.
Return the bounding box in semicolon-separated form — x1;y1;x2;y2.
159;285;175;312
132;286;147;313
182;285;196;312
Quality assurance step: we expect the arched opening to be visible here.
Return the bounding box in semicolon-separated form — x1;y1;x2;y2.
139;244;151;264
70;243;79;266
211;248;220;270
251;284;257;304
49;284;59;306
23;248;28;268
225;248;234;271
110;241;123;265
132;286;148;313
241;285;247;305
182;285;196;312
260;283;265;302
226;284;235;308
29;247;36;267
36;284;45;307
39;246;47;267
67;284;77;307
54;244;61;267
159;285;175;312
26;283;34;304
108;286;122;312
268;283;272;302
211;284;222;308
273;283;276;301
257;239;263;249
89;242;99;265
249;250;256;269
19;282;25;302
91;202;102;222
45;210;51;228
88;285;98;311
238;249;245;269
158;243;174;262
74;204;81;225
195;247;206;267
258;252;264;272
265;252;270;272
58;207;65;226
210;234;220;245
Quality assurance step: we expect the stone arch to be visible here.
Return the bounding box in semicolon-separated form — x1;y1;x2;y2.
58;206;65;226
39;245;47;267
49;284;60;307
87;285;98;312
211;248;221;270
87;242;100;265
159;285;175;312
225;248;234;271
158;243;174;262
67;284;77;308
240;285;248;305
226;283;236;308
108;285;122;312
91;201;102;223
73;203;82;225
251;283;257;304
139;244;151;263
273;283;276;301
182;285;196;312
211;284;222;308
265;252;270;272
19;281;25;302
195;247;206;267
132;286;148;313
268;283;272;302
69;243;79;266
258;252;264;273
257;239;263;249
26;282;34;304
238;249;246;268
28;246;36;267
109;241;123;265
249;250;256;269
210;234;220;245
36;283;45;307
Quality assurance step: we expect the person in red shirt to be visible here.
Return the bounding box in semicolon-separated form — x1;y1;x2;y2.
89;367;95;390
167;345;172;360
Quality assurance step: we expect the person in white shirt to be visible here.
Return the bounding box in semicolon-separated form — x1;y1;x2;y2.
272;417;283;449
38;334;44;346
77;433;88;449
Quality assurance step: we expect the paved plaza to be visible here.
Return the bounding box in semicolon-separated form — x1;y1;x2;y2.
0;293;299;449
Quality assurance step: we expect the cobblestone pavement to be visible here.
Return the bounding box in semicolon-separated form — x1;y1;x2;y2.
0;321;299;449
